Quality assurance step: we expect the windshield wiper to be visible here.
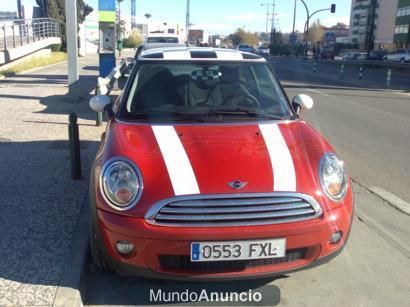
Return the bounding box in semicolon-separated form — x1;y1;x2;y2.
127;110;205;122
207;108;286;120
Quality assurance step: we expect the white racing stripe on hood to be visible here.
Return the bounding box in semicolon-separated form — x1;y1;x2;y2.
259;124;296;191
152;125;200;195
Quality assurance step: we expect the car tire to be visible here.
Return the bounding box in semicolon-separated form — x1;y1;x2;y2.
383;57;388;62
400;58;405;64
89;220;111;272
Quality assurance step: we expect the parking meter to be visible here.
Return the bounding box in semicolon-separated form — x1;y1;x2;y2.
98;0;116;77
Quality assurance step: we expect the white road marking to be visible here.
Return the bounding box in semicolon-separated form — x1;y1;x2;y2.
368;186;410;216
308;88;330;97
259;123;296;191
152;126;200;196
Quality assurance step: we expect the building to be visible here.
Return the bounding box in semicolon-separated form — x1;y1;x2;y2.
324;23;350;38
0;11;17;21
394;0;410;48
349;0;398;50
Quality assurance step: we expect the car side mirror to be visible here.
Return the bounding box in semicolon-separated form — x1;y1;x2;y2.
292;94;314;115
89;95;112;113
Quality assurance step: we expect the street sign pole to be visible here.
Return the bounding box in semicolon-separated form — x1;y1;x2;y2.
65;0;79;94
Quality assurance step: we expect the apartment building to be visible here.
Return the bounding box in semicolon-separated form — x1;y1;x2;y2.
349;0;398;50
394;0;410;48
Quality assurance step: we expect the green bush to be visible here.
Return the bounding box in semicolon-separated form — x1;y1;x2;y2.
123;29;143;48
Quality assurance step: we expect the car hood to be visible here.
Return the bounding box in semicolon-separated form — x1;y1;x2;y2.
99;120;336;214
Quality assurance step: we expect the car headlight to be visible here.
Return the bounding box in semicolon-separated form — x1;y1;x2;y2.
319;153;347;201
100;157;143;210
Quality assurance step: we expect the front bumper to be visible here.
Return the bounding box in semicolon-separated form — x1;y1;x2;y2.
94;195;353;280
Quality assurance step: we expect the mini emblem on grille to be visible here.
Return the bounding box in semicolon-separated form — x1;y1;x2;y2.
227;180;248;190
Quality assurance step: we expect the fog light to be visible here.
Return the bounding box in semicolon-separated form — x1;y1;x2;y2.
116;241;134;255
329;231;342;244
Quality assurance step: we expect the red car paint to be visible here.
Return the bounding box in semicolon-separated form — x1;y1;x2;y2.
90;119;354;279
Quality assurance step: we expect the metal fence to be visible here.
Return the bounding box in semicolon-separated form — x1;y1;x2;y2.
0;18;60;51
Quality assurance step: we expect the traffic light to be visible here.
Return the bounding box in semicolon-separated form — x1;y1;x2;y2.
331;4;336;13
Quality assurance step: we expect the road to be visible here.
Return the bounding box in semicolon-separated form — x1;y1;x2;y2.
84;57;410;306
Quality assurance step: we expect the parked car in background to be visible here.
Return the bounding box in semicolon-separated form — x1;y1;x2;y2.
320;50;335;60
342;52;367;61
237;44;254;53
367;50;389;61
383;49;410;63
255;46;270;57
146;36;180;43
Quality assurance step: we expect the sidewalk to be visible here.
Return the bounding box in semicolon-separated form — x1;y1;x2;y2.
0;54;104;306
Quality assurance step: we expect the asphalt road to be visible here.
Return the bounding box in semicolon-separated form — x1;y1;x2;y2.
272;57;410;205
84;57;410;306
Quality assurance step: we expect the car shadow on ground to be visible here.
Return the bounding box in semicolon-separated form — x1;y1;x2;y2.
0;139;99;305
85;265;284;306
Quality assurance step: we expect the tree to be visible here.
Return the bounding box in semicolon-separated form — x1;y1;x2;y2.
35;0;93;50
228;28;259;47
307;19;324;44
123;29;143;48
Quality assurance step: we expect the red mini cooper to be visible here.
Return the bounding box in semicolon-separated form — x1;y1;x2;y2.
89;47;354;280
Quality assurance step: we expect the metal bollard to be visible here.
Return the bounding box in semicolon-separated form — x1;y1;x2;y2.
358;65;363;79
313;62;317;73
68;112;82;180
95;85;103;126
386;68;392;89
339;63;345;80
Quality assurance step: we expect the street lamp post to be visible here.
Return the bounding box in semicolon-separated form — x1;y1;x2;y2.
300;1;335;60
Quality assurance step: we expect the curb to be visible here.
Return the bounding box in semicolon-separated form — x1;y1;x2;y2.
0;58;67;79
53;191;90;307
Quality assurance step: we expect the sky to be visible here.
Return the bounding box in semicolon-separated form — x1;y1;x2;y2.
1;0;351;34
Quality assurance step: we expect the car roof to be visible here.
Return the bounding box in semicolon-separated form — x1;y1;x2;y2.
139;47;265;62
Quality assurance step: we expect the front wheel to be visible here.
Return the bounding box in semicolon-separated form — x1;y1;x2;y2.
400;58;405;64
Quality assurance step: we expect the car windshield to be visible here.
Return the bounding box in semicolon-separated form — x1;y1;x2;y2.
146;37;179;43
122;61;292;122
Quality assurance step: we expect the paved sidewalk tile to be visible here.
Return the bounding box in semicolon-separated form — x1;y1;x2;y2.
0;54;105;306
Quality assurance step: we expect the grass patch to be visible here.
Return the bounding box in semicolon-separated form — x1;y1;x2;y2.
0;52;67;77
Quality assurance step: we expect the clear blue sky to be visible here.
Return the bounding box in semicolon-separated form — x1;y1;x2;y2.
2;0;351;34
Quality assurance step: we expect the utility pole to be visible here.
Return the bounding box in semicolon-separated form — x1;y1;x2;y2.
291;0;297;44
261;3;270;44
65;0;78;94
261;2;275;45
186;0;190;44
270;0;275;46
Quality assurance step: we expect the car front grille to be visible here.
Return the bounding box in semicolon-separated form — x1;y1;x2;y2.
145;193;322;227
158;248;307;272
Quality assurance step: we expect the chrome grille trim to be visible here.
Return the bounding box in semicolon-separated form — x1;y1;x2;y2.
145;193;323;227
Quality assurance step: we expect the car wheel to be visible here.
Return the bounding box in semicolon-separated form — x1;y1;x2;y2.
383;57;388;62
89;219;111;272
400;58;405;64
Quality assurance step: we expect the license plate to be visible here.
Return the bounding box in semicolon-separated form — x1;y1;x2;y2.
190;238;286;262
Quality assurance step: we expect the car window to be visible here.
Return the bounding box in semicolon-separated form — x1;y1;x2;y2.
123;61;292;121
